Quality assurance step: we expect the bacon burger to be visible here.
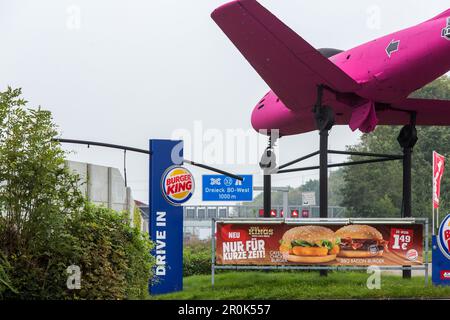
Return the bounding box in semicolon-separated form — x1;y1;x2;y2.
279;226;340;263
335;225;388;257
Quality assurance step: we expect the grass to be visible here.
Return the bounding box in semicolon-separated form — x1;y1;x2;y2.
151;271;450;300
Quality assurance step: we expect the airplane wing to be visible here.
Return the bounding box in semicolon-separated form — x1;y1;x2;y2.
211;0;360;113
377;98;450;126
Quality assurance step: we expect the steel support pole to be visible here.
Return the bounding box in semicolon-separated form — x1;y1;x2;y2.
262;141;273;218
313;85;333;278
283;191;288;218
319;129;329;277
264;174;271;218
319;130;329;219
402;147;412;219
425;219;429;286
211;218;216;288
397;115;417;280
402;146;412;279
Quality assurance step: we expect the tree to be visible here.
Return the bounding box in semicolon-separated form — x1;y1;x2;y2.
0;87;84;298
0;87;153;299
341;76;450;218
0;87;83;255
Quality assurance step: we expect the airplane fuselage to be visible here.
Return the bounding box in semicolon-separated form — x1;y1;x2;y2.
251;13;450;136
336;16;450;102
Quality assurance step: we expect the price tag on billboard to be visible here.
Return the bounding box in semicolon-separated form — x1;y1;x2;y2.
390;228;414;251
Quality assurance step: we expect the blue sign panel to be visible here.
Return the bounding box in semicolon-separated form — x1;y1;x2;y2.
149;139;184;294
432;214;450;286
202;174;253;201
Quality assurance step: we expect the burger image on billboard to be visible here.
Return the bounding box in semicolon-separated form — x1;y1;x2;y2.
279;226;340;263
335;225;387;257
161;166;194;206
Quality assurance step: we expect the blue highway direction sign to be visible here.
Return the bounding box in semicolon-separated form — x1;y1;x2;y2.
202;174;253;202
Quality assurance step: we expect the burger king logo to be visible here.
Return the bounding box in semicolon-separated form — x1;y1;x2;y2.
406;249;418;262
437;214;450;260
161;166;194;206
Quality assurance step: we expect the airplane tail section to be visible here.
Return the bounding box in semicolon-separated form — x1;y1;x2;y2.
211;0;360;113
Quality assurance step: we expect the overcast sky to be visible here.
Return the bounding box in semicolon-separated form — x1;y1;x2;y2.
1;0;448;203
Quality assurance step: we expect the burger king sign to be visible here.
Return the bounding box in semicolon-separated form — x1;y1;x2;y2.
438;214;450;260
433;214;450;285
161;166;195;205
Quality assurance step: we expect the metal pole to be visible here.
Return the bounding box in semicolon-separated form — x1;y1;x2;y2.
437;207;440;233
123;149;127;187
402;147;412;218
432;208;435;236
55;138;243;180
211;218;216;288
402;146;412;279
425;219;429;286
319;130;329;219
261;137;274;218
264;174;271;217
319;129;329;277
278;150;320;170
55;138;151;154
213;265;425;271
185;160;243;181
277;157;403;174
432;154;435;235
328;150;403;159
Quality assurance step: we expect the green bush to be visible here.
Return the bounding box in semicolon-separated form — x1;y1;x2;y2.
0;87;154;299
3;203;154;300
0;251;17;298
183;240;211;277
66;204;154;300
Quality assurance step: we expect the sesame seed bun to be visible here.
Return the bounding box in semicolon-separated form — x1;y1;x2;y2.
335;225;383;240
282;225;337;244
286;254;337;263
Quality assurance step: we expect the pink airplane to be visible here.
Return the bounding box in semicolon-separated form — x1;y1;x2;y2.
212;0;450;136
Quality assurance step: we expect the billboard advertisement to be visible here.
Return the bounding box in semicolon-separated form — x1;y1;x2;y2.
216;222;424;266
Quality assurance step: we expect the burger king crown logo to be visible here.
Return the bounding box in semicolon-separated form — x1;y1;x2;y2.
438;214;450;260
161;166;194;206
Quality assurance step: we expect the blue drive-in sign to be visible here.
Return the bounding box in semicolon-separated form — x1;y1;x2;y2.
202;175;253;201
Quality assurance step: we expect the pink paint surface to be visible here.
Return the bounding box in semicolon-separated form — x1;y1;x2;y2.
212;1;450;135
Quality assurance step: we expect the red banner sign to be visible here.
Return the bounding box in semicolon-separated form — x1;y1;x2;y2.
216;222;423;266
433;151;445;209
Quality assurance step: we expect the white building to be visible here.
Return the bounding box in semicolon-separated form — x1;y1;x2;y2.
66;160;148;233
